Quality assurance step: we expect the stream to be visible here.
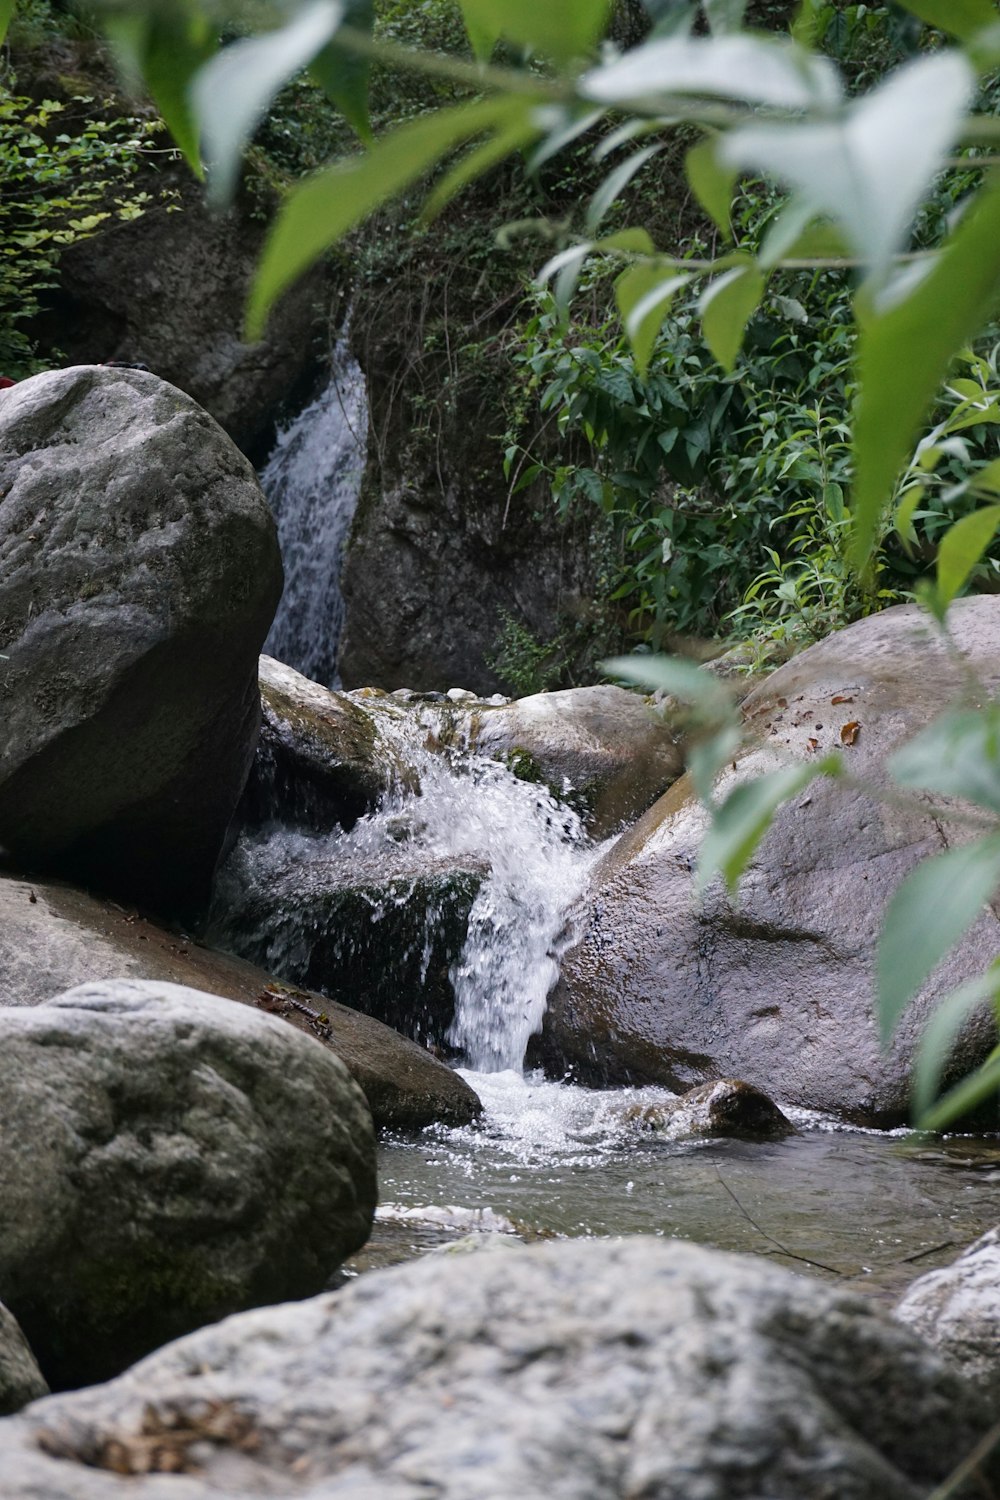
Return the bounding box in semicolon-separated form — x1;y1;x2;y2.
249;362;999;1308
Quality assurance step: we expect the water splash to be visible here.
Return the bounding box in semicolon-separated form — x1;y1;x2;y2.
262;342;367;687
214;707;601;1073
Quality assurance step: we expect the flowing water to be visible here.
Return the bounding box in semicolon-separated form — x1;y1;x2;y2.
261;341;367;687
244;372;998;1303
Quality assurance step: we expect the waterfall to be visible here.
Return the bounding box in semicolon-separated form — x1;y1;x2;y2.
213;718;601;1074
261;341;367;688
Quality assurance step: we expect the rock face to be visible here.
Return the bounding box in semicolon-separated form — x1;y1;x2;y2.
0;980;376;1391
34;179;331;460
0;870;481;1130
0;366;283;918
0;1237;994;1497
896;1227;1000;1403
244;657;417;831
465;684;683;836
541;599;1000;1125
0;1304;47;1417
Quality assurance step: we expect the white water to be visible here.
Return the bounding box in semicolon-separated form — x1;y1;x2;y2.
261;342;367;687
216;719;603;1073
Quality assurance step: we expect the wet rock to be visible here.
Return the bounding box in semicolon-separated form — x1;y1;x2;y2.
213;842;485;1051
464;684;683;837
33;176;331;460
895;1227;1000;1402
0;869;481;1130
0;980;376;1390
540;599;1000;1125
0;1237;994;1498
243;657;417;831
0;1303;47;1416
625;1079;795;1140
0;366;282;920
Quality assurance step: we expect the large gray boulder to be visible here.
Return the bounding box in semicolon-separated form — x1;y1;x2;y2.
538;599;1000;1125
0;366;283;919
895;1227;1000;1404
0;1304;47;1416
0;980;376;1390
0;869;481;1129
0;1237;993;1497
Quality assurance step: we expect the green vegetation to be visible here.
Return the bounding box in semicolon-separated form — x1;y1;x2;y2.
7;0;1000;1128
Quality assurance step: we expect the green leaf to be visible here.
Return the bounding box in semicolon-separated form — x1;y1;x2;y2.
685;135;736;239
248;100;509;338
615;263;693;376
699;259;766;372
697;762;831;892
583;33;841;111
853;173;1000;570
0;0;14;48
310;0;375;145
102;3;216;176
193;0;345;205
459;0;612;62
918;1044;1000;1131
601;653;733;715
422;109;539;221
587;144;663;234
877;835;1000;1044
703;0;748;32
721;51;973;289
935;504;1000;609
894;0;999;41
891;707;1000;816
970;456;1000;494
911;962;1000;1123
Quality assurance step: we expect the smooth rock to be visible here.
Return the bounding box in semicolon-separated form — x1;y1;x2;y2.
0;1237;993;1497
540;599;1000;1125
465;684;683;836
0;869;481;1130
0;980;376;1390
0;1303;47;1416
0;366;282;918
895;1227;1000;1403
625;1078;795;1140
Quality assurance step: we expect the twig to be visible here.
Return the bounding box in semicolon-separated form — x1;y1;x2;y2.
714;1168;846;1277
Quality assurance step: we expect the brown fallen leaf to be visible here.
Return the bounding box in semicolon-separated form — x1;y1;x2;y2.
831;694;854;705
840;720;861;745
806;737;820;753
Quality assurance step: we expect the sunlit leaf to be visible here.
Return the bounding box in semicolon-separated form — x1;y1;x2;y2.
894;0;998;41
854;173;1000;570
877;835;1000;1043
891;707;1000;816
248;100;509;337
310;0;375;144
459;0;612;62
528;107;605;175
0;0;15;48
721;51;973;288
193;0;345;205
582;34;841;112
697;761;835;892
615;263;693;376
935;504;1000;609
699;259;766;372
912;962;1000;1122
686;135;736;239
456;0;500;60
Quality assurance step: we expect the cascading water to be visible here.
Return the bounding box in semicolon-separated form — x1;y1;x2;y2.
261;339;367;687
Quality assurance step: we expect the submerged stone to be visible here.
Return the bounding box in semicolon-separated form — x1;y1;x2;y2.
624;1079;795;1140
